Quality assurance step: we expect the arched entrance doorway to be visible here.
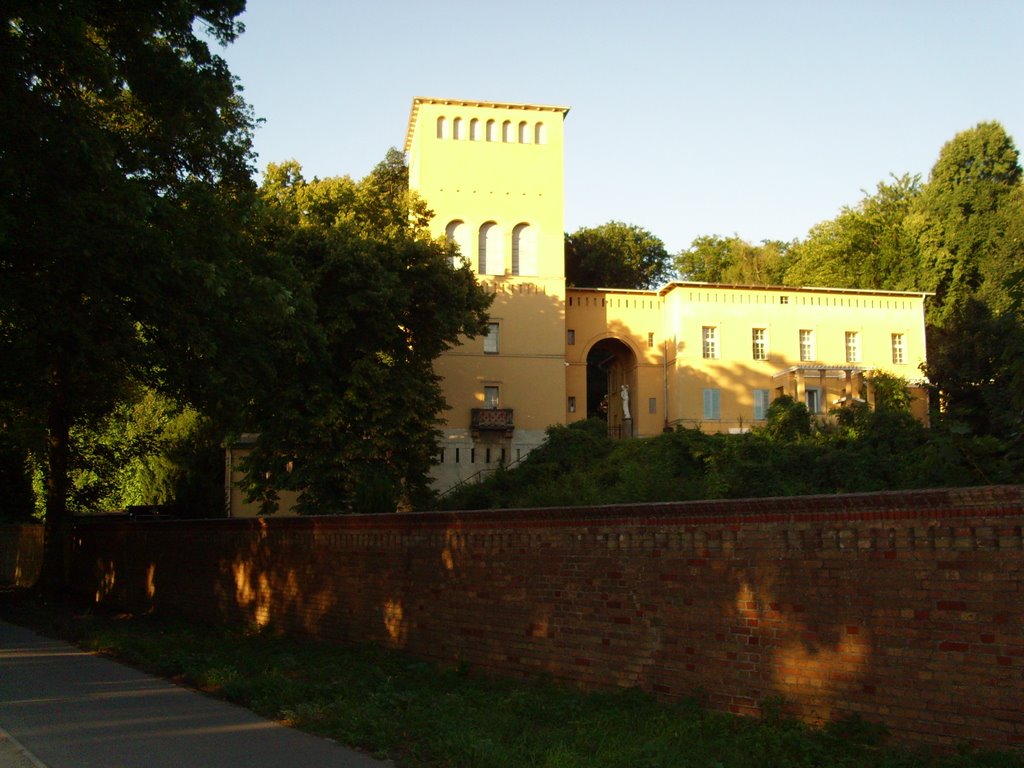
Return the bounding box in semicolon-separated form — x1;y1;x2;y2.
586;338;637;437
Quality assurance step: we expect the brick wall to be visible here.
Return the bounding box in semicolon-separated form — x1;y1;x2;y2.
65;487;1024;750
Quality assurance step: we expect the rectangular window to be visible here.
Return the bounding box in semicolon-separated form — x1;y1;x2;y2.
753;389;770;420
647;332;655;349
752;328;767;360
702;388;721;420
702;326;718;359
484;322;499;354
484;385;499;409
439;448;445;463
805;387;821;414
455;447;460;463
845;331;860;363
567;396;576;413
892;333;905;364
648;397;657;414
799;329;815;362
567;329;575;345
780;295;789;304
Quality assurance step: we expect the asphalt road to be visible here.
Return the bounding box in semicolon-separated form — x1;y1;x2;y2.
0;621;393;767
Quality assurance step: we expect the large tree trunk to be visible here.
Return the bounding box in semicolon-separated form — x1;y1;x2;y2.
40;375;71;598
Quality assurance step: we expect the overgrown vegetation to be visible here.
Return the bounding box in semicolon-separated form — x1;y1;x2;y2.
3;599;1020;768
440;389;1019;511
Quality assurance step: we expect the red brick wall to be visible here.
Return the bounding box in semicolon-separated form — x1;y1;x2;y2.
67;487;1024;750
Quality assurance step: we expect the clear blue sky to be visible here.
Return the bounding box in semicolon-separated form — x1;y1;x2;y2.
219;0;1024;254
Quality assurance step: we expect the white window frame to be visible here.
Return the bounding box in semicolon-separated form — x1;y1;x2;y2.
478;222;504;275
702;326;718;359
892;333;905;364
483;385;500;409
511;223;536;276
845;331;860;363
483;322;499;354
445;220;469;265
752;328;767;360
799;329;815;362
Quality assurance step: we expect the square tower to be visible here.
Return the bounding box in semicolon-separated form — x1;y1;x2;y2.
405;98;570;491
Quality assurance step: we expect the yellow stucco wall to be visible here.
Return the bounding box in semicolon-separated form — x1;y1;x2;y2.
564;289;667;437
663;283;928;432
565;283;928;437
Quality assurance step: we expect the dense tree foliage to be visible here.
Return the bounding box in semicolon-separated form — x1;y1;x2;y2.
439;391;1017;512
565;222;673;289
0;1;258;589
913;122;1022;323
676;235;789;285
783;174;922;290
910;123;1024;441
240;153;491;514
55;387;222;517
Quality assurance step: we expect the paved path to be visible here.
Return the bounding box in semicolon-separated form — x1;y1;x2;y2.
0;621;393;767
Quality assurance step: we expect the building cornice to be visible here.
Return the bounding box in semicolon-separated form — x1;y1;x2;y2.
658;281;933;299
405;97;570;152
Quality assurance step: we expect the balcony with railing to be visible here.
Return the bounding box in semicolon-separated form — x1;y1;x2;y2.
471;408;514;438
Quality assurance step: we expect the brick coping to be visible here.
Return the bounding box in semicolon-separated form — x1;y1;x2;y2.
68;485;1024;532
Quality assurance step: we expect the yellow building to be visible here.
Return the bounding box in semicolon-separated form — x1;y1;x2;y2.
405;98;572;493
407;97;929;494
564;283;928;439
226;97;929;514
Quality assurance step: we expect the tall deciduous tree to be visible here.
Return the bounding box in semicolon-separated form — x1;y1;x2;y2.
784;174;922;290
241;152;491;514
565;222;673;289
676;235;790;286
910;122;1024;437
0;2;257;591
912;122;1022;325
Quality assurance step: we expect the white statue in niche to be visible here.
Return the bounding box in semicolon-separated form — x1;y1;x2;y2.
620;384;631;420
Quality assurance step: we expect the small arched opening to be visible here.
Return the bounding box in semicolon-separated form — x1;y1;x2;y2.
586;337;638;437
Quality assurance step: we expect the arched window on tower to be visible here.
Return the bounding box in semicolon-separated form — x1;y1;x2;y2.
518;121;529;143
436;116;447;139
470;118;481;141
502;120;512;143
486;119;497;141
452;117;463;140
445;220;470;267
534;121;547;145
478;222;504;275
511;223;537;276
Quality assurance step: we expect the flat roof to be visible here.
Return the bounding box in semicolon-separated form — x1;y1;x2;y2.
566;282;931;298
658;281;932;299
405;97;570;152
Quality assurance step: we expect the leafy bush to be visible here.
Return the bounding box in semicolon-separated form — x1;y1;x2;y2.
435;402;1019;511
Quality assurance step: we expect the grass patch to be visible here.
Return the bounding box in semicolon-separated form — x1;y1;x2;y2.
2;595;1022;768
